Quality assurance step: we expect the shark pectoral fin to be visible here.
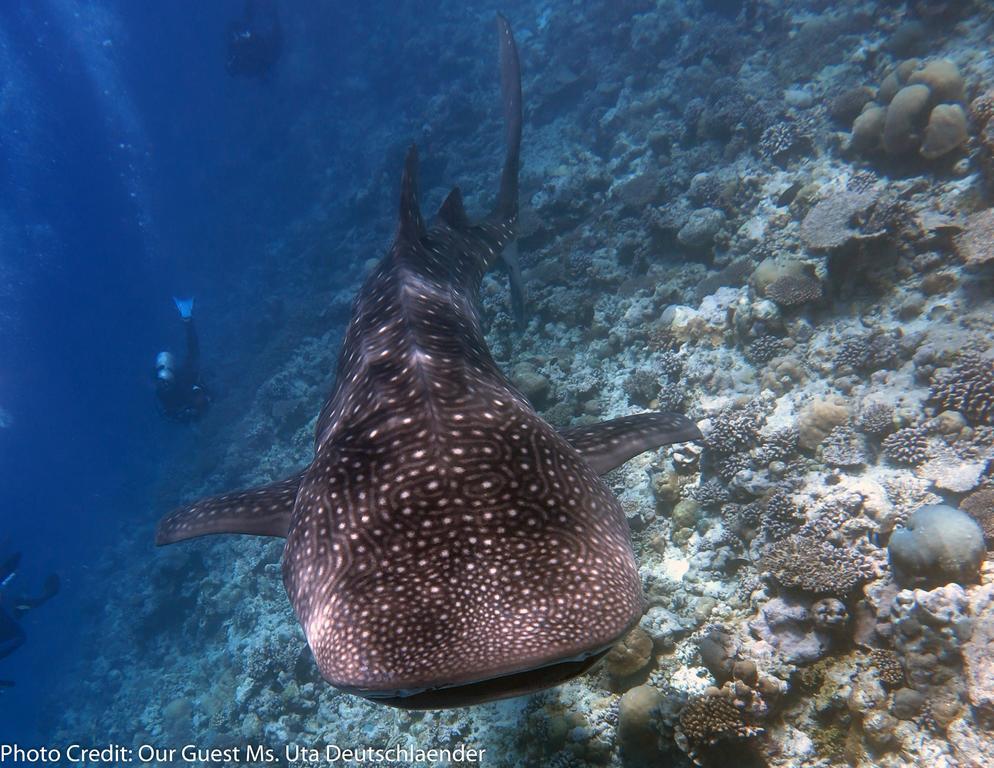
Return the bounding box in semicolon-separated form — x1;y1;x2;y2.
499;240;526;329
560;412;703;475
155;469;306;546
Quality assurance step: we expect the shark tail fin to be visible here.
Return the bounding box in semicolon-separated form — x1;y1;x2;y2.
397;144;426;243
491;15;526;327
492;13;521;226
173;297;194;319
156;469;305;545
560;412;702;476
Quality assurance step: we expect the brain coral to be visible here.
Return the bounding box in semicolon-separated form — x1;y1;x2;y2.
930;352;994;425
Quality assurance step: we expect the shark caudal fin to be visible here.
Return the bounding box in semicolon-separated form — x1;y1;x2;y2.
491;14;526;325
155;470;305;545
492;13;521;226
173;297;194;319
560;412;703;475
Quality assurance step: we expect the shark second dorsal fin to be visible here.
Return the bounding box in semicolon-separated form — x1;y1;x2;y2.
560;412;702;476
155;470;305;545
437;186;469;229
398;144;426;242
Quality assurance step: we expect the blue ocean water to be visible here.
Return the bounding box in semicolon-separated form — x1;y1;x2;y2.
1;0;497;742
0;0;403;742
2;1;993;766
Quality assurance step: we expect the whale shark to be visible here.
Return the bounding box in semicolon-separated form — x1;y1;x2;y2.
156;15;702;709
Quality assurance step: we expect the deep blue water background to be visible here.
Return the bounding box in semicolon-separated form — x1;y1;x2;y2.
0;0;440;741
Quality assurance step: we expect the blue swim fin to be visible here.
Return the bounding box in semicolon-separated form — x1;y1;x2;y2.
173;297;194;319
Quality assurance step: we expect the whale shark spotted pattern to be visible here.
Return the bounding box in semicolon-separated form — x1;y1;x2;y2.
156;15;702;709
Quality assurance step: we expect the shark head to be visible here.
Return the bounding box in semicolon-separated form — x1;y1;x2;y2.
155;15;702;708
282;405;647;708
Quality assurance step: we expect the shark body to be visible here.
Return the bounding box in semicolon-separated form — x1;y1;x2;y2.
156;16;701;709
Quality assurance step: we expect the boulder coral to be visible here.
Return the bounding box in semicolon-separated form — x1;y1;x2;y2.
888;504;985;588
849;58;969;160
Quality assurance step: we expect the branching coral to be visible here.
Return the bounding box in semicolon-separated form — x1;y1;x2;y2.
676;692;761;762
760;488;803;541
930;352;994;425
693;479;731;509
763;533;871;596
835;332;901;374
960;488;994;547
870;649;906;689
758;121;812;165
765;274;822;308
882;426;929;466
624;369;661;407
821;426;867;467
707;410;761;456
758;427;799;463
747;336;786;364
858;402;896;436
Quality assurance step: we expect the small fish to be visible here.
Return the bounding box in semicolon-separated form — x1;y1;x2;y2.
156;15;701;709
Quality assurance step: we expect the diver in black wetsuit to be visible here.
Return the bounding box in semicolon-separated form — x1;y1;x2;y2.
0;552;60;688
154;298;210;422
226;0;282;79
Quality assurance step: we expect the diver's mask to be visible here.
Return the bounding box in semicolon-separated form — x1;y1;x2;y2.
155;351;176;383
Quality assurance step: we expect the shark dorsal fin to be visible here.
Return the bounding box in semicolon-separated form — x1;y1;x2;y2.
437;186;469;229
398;144;426;242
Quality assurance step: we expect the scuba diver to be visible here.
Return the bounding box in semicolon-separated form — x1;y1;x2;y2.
226;0;283;79
0;551;60;688
154;298;211;422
